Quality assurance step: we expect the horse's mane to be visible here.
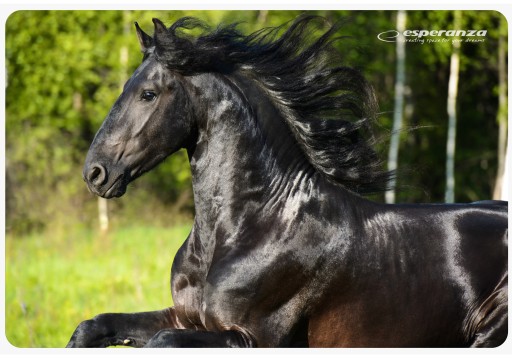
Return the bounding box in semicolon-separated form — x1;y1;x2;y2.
150;15;392;194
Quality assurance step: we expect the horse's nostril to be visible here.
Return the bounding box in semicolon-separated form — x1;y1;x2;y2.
87;164;107;186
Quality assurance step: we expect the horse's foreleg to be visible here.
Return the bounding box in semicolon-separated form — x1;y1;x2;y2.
144;328;256;348
66;307;182;348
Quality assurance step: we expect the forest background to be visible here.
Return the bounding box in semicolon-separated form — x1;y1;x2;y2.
4;10;508;347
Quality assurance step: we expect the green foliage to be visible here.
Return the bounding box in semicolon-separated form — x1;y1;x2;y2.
6;10;505;235
397;11;506;202
5;224;191;347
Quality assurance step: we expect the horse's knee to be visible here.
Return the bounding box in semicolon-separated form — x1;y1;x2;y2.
66;317;102;347
66;313;117;348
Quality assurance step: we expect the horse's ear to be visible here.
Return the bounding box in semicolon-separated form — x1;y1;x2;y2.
152;18;170;51
152;18;167;35
135;22;153;53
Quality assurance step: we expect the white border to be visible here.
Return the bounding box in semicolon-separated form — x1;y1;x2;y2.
1;1;511;357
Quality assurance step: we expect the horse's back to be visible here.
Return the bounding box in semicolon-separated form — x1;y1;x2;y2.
456;201;507;291
307;200;508;347
471;200;508;206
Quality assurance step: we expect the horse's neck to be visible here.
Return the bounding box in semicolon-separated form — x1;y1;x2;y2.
188;72;318;235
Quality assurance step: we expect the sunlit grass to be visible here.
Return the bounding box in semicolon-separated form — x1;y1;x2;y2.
5;224;191;348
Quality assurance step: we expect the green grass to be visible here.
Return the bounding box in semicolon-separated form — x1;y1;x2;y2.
5;224;191;348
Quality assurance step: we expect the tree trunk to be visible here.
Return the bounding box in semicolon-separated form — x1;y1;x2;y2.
501;143;510;201
445;10;461;203
493;15;508;200
257;10;268;25
97;10;131;233
385;10;407;204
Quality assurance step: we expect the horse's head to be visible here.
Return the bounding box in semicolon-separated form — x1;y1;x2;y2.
83;19;195;198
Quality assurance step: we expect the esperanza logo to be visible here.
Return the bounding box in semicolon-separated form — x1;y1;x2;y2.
378;29;487;42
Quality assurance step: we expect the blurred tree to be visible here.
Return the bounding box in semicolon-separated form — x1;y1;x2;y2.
392;10;505;203
493;14;508;199
386;10;407;204
445;10;462;203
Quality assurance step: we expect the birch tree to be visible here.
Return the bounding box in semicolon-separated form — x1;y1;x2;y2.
385;10;407;204
493;15;508;200
444;10;461;203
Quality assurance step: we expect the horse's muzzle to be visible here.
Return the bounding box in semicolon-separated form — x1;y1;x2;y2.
83;162;127;199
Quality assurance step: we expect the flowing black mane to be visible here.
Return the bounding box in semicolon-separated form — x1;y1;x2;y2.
149;15;391;194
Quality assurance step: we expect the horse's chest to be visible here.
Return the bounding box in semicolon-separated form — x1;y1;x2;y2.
171;241;310;335
176;271;254;325
169;267;206;329
170;249;252;330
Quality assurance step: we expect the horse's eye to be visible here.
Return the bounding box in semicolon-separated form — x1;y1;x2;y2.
141;90;157;102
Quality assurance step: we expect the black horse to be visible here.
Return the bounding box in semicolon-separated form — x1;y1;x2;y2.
67;16;508;348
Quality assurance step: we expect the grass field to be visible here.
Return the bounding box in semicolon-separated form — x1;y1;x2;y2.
5;224;191;348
